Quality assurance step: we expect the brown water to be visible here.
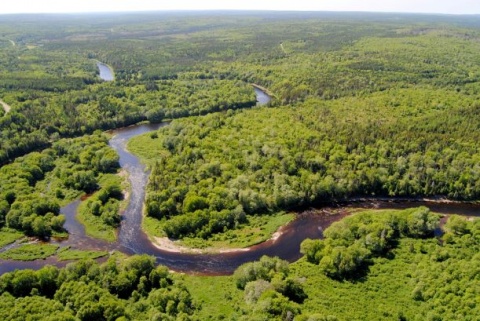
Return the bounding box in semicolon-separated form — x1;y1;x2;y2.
1;91;479;275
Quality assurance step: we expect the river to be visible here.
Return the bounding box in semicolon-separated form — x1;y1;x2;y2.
97;62;114;81
1;88;479;275
254;87;271;105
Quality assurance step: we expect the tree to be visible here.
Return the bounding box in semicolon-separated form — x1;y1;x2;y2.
146;108;165;123
406;207;439;238
444;215;469;236
10;270;39;297
300;239;324;264
244;279;274;304
51;215;66;231
234;256;289;289
183;195;209;213
36;265;59;298
33;216;52;239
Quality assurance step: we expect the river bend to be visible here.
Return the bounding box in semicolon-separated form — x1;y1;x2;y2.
1;89;479;275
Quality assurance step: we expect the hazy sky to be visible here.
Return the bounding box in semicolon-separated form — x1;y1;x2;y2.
1;0;479;15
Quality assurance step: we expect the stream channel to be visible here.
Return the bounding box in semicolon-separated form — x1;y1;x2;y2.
1;79;479;275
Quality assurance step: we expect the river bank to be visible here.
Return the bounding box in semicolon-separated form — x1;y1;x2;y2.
1;86;479;275
252;83;275;98
151;222;286;254
96;61;115;81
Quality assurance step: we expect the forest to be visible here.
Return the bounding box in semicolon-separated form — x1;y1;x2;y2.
1;11;480;320
130;27;480;239
0;210;478;320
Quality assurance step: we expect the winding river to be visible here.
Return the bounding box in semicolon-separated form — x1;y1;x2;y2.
97;62;115;81
1;86;479;275
254;87;271;105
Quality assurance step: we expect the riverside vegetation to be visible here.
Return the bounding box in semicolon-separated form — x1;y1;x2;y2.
0;11;480;320
0;210;478;320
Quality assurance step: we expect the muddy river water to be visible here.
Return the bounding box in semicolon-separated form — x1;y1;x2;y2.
1;89;479;275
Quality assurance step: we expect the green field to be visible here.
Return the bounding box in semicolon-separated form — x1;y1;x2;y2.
178;212;294;250
0;229;23;248
0;244;59;261
56;247;108;261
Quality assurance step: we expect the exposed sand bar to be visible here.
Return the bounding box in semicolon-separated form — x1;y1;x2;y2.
0;99;11;115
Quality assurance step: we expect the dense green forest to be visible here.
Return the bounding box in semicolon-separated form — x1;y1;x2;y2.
0;78;255;165
0;133;120;238
2;12;480;165
0;13;260;164
1;11;480;320
1;210;478;320
132;87;480;239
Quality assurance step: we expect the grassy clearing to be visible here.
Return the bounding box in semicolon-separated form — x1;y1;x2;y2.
143;215;166;238
143;212;294;250
289;239;432;320
179;274;244;320
0;228;24;248
76;207;117;242
127;132;164;168
0;243;59;261
179;212;294;249
57;247;108;261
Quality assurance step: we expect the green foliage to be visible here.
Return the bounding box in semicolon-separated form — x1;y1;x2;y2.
300;207;439;279
233;256;305;320
0;133;118;239
291;215;480;320
4;11;480;244
0;243;59;261
1;12;480;320
163;207;247;239
0;292;75;321
0;255;196;320
0;228;23;247
178;213;478;321
76;173;127;241
80;179;123;230
133;83;480;238
76;204;118;242
0;58;255;165
443;214;480;246
234;256;290;289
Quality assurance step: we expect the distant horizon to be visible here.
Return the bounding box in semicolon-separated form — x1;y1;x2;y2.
1;0;479;15
1;9;480;16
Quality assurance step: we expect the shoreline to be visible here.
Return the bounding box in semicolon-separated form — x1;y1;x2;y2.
95;60;115;81
252;83;275;98
148;195;479;254
335;196;480;206
151;222;286;254
152;236;251;254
